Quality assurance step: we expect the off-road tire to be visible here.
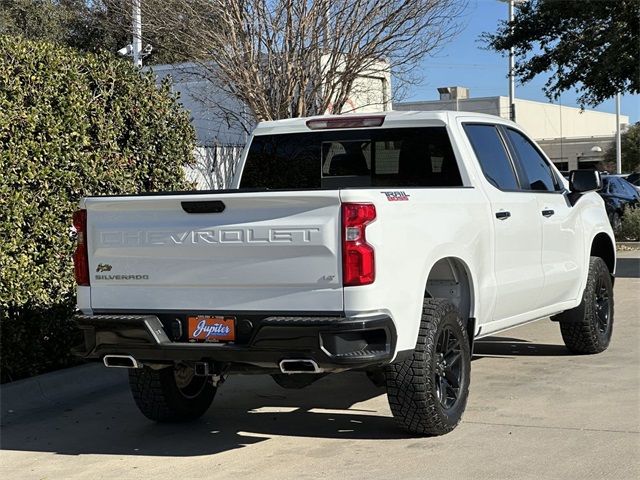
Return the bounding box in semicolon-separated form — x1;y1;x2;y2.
554;256;614;354
129;364;216;422
385;299;471;436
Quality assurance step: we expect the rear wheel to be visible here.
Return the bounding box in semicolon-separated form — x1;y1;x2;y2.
554;256;614;354
129;363;216;422
385;299;471;436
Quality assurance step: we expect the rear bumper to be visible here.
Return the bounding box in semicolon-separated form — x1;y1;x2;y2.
73;313;397;373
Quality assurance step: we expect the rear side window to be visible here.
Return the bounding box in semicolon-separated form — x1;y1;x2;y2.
505;128;560;192
463;124;519;191
240;127;463;189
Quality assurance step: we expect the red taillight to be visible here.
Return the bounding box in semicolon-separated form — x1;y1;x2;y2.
341;203;376;286
73;209;90;286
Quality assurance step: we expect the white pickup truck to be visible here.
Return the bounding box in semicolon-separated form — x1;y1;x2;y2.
73;111;615;436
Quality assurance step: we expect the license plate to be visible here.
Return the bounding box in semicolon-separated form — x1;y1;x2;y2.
188;315;236;342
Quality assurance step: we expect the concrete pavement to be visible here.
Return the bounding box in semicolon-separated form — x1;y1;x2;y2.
1;254;638;480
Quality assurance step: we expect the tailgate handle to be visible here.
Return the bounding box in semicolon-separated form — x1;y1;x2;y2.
181;200;226;214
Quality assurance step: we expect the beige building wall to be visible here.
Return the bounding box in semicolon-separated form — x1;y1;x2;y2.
509;97;629;140
395;97;503;117
395;94;629;171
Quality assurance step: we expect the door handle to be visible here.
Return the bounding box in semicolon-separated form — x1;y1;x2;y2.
541;209;555;217
495;211;511;220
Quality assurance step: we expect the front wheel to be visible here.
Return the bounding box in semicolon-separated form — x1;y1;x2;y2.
385;299;471;436
553;256;614;354
129;363;216;422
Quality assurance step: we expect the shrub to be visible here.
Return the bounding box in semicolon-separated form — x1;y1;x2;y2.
0;36;196;382
618;205;640;242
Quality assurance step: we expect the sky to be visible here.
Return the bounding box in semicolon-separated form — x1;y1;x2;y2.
404;0;639;124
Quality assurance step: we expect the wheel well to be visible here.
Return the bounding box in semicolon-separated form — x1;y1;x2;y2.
425;258;475;340
591;233;615;274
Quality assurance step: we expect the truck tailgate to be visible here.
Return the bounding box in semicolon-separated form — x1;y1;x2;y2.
83;191;343;312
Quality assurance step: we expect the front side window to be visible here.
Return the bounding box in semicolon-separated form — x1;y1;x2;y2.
505;128;560;192
621;179;639;198
240;127;463;189
463;124;519;191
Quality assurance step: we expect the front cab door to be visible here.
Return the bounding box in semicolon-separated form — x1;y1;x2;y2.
502;127;584;307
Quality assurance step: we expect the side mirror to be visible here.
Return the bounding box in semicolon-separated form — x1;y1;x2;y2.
569;170;602;194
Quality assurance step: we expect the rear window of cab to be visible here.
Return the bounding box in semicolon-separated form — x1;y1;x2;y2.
240;127;463;189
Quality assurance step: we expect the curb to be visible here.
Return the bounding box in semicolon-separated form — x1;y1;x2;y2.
1;362;127;419
616;241;640;249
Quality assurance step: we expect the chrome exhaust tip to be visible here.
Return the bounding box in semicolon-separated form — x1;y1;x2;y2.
103;355;142;369
278;359;323;374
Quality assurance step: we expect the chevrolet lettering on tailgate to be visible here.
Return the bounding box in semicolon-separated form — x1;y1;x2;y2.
98;227;322;246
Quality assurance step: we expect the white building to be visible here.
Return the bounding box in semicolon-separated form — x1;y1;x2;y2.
395;87;630;171
321;55;392;115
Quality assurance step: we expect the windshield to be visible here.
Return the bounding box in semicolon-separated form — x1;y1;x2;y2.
240;127;463;189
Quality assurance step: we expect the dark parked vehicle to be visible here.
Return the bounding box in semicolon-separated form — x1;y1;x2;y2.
599;175;640;230
626;172;640;191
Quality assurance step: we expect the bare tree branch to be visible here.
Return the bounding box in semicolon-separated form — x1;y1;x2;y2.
108;0;467;123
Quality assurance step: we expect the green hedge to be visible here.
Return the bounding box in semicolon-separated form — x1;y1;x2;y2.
0;36;196;382
618;206;640;241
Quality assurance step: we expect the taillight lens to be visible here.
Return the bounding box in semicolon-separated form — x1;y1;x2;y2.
341;203;376;286
73;209;90;286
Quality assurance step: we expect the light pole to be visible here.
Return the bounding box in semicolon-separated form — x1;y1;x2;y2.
615;93;622;174
132;0;142;68
507;0;515;121
117;1;151;67
498;0;527;121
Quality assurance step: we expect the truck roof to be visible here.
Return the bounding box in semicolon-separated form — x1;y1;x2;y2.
253;110;516;136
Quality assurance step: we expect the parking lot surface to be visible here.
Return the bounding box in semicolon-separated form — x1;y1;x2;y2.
1;252;638;480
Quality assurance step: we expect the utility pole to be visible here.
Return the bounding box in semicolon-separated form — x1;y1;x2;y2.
615;93;622;174
132;0;142;68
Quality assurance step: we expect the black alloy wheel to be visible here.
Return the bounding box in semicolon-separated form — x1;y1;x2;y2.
434;326;464;411
594;276;611;334
173;362;208;399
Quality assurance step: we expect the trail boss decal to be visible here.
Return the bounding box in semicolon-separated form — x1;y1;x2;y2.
382;191;411;201
188;316;236;342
